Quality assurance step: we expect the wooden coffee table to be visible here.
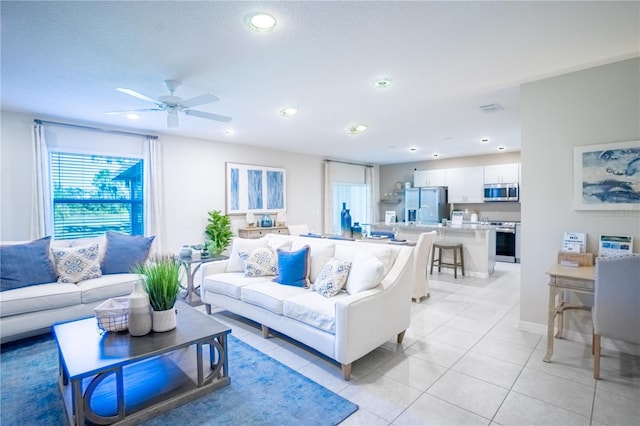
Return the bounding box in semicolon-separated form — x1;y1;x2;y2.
53;301;231;425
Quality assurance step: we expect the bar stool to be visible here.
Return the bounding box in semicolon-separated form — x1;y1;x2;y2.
430;242;465;278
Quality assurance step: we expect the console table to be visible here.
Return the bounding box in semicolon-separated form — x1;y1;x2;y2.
238;226;289;239
543;264;595;362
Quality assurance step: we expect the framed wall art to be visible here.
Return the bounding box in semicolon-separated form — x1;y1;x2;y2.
573;140;640;210
226;162;286;214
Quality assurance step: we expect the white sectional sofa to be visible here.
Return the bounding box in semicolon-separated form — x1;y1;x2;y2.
200;233;415;380
0;233;153;343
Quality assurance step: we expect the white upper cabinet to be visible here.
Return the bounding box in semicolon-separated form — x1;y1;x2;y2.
414;169;446;187
484;163;520;184
445;167;484;203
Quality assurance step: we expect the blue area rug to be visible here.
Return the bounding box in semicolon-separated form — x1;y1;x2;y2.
1;333;358;425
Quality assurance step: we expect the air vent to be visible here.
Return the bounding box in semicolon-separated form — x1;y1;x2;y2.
479;103;504;113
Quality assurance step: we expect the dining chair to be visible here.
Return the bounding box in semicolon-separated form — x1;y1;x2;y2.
592;253;640;379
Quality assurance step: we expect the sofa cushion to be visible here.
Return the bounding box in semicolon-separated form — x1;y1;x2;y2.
239;246;278;277
226;237;268;273
0;282;81;317
335;244;395;275
77;273;139;304
101;232;155;274
204;273;271;300
313;258;351;298
346;252;385;295
0;237;58;292
70;236;107;263
273;246;310;287
283;291;350;334
52;243;102;283
291;240;335;283
241;281;310;315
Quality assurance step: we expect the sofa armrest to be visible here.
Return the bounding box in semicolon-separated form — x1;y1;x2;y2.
333;246;414;364
199;260;228;279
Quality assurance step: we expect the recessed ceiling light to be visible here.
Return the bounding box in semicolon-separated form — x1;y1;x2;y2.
432;153;439;158
346;124;368;135
409;147;417;152
481;138;490;143
247;13;277;32
279;107;298;117
224;129;235;136
497;146;505;151
373;77;393;88
125;113;140;120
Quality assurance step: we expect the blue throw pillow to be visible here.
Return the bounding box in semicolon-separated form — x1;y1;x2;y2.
273;245;310;287
101;232;155;274
0;236;58;292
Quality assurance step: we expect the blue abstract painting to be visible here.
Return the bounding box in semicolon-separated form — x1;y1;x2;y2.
574;140;640;210
226;163;286;214
267;171;284;209
247;169;263;209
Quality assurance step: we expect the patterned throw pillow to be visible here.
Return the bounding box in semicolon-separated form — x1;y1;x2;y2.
313;259;352;298
239;246;278;277
52;243;102;283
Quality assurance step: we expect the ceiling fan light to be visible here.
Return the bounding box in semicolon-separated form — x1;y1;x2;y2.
247;13;276;32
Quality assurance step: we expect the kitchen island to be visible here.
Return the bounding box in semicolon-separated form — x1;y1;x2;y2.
373;223;496;278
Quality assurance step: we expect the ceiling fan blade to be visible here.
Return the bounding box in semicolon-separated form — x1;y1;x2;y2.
184;109;232;123
116;88;158;104
105;108;163;115
180;93;220;108
167;111;179;128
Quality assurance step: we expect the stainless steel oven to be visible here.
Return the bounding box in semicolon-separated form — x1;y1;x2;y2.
491;221;519;263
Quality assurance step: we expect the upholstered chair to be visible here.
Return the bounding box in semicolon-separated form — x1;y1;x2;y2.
592;253;640;379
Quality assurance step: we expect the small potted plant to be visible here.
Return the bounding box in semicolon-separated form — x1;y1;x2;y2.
132;255;181;332
205;210;233;256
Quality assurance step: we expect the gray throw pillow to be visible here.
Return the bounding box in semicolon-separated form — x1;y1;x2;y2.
0;236;58;291
101;232;155;274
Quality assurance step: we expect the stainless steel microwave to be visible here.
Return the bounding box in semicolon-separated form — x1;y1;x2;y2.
484;183;519;202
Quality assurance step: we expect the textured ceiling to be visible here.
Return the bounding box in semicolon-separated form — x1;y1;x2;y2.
1;1;638;164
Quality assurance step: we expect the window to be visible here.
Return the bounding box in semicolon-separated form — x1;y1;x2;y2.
331;183;371;234
50;152;144;239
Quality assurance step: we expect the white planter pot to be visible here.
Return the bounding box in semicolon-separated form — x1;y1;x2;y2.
152;308;177;332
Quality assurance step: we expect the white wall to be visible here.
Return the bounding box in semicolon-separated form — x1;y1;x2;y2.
520;58;640;337
0;110;325;252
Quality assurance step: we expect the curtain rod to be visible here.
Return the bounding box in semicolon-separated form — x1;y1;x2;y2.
34;119;158;140
324;159;374;168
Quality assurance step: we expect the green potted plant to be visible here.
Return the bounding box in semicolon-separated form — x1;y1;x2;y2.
132;255;181;332
205;210;233;256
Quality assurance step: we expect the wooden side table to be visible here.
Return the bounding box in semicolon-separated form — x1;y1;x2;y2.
238;226;290;239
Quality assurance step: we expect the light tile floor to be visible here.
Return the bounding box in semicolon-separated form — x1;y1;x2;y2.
201;262;640;426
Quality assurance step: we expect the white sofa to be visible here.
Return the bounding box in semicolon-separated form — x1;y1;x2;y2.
0;235;146;343
200;233;415;380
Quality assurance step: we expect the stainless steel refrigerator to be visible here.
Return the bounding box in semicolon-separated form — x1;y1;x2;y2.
405;187;449;224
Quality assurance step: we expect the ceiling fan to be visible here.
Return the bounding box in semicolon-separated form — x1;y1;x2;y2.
106;80;232;128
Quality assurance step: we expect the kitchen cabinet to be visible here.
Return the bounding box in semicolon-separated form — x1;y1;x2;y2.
484;163;520;184
414;169;446;187
445;167;484;203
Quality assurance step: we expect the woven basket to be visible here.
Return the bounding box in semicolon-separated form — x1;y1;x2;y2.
94;297;129;333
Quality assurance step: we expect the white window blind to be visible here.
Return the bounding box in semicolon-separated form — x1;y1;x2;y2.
50;152;144;239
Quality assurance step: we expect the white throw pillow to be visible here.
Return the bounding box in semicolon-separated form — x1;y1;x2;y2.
346;252;384;294
239;246;278;277
52;243;102;284
226;237;268;272
292;240;335;283
313;258;351;298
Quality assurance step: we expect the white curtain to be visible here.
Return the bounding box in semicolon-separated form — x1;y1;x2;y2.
143;136;163;253
31;124;53;239
365;165;377;225
323;161;334;234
